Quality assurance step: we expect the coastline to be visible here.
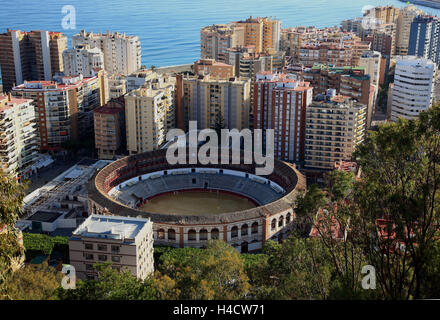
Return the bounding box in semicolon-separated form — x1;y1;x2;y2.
400;0;440;9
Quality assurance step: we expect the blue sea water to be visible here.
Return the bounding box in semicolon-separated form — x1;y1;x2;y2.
1;0;440;67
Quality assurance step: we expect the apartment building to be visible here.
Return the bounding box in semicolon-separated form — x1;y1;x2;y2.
297;63;373;126
341;18;367;39
305;93;366;170
200;24;244;63
390;56;436;121
370;23;396;58
350;40;372;66
72;30;141;76
125;75;175;154
126;69;158;93
359;51;382;88
0;95;38;178
108;74;127;99
395;5;423;55
408;15;440;65
364;5;400;24
200;17;281;62
0;29;67;92
63;44;104;77
69;215;154;281
176;74;250;131
12;71;108;152
226;46;272;77
193;59;234;79
94;98;125;160
253;72;313;162
234;16;281;52
299;44;353;68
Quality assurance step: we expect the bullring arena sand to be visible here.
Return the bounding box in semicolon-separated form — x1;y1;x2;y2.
140;191;256;215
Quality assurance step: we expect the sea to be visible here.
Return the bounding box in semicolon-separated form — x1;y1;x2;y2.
1;0;440;67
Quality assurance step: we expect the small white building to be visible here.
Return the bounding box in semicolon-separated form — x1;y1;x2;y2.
390;56;436;121
69;215;154;281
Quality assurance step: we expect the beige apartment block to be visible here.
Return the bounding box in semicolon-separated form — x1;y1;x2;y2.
69;215;154;281
125;74;175;155
364;5;400;24
176;74;251;131
305;93;366;170
63;44;104;77
72;30;141;76
200;17;281;63
200;24;244;63
108;74;127;99
395;5;423;55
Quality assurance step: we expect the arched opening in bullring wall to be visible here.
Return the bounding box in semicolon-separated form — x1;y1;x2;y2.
211;228;220;240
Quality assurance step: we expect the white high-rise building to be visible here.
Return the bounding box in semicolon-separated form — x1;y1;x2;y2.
390;56;436;121
63;44;104;77
72;30;141;76
0;95;39;178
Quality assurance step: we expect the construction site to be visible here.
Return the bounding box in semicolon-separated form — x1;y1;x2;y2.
16;159;112;236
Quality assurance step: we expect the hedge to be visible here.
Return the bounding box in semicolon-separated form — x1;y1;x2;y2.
22;233;69;262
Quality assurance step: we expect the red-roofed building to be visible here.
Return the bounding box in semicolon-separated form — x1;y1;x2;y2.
309;206;346;241
193;59;234;79
12;71;108;152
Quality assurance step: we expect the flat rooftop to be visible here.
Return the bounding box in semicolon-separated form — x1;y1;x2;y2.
72;215;149;240
27;211;62;223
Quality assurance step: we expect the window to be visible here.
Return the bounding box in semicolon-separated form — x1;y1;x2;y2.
111;245;120;253
188;230;196;241
200;229;208;241
211;228;220;240
98;244;107;251
157;229;165;239
231;226;238;238
241;224;248;237
168;229;176;240
85;253;94;260
251;222;258;234
98;255;107;261
271;219;276;230
286;213;291;223
112;256;120;263
86;274;95;280
279;216;284;227
85;243;93;250
86;264;93;271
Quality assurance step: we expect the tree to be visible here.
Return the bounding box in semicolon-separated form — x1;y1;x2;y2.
213;110;225;138
0;173;27;286
0;262;62;300
353;105;440;299
157;240;250;299
57;263;157;300
294;184;326;236
249;238;333;300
